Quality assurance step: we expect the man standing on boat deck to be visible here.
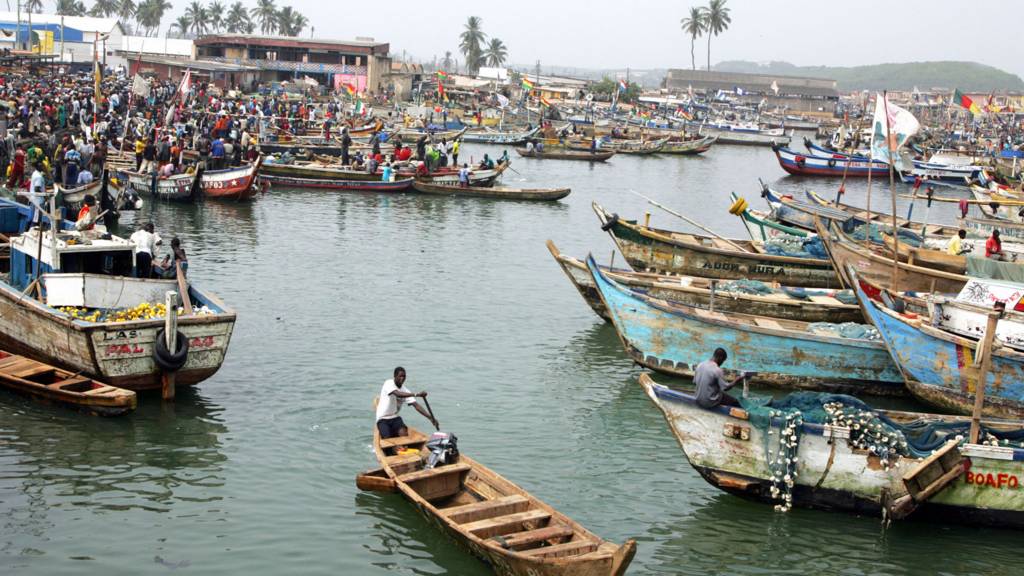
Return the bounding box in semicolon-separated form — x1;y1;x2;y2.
376;367;437;438
694;348;747;409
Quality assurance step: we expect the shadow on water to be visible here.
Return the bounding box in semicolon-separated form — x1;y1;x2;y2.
353;491;489;576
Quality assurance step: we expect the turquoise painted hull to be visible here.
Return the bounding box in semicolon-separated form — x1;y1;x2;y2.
854;276;1024;417
587;256;904;394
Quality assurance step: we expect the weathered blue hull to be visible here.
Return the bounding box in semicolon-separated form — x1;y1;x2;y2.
854;274;1024;417
587;256;904;394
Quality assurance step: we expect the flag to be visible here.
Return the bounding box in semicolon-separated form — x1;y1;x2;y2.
495;93;509;107
870;92;919;171
618;79;627;92
521;78;534;91
354;99;365;116
177;70;191;96
436;70;448;80
540;96;551;108
770;80;779;95
343;83;356;96
131;73;150;98
687;84;693;98
953;89;982;115
735;86;745;96
437;80;445;100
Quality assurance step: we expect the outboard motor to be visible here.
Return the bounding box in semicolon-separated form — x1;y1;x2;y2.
424;432;459;469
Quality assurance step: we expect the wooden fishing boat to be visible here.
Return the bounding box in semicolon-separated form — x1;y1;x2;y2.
359;425;636;576
461;126;541;145
412;181;569;201
394;126;469;141
570;137;669;155
587;256;902;394
797;188;960;236
416;162;509;187
640;373;1024;529
260;175;414;192
0;226;236;391
852;270;1024;417
772;143;890;177
200;159;263;200
515;148;615;162
694;122;792;146
658;135;716;155
546;240;862;324
261;159;507;187
55;178;104;209
594;202;841;288
114;168;203;202
0;350;136;415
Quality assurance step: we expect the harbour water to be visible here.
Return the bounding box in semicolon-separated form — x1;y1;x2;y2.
2;138;1019;575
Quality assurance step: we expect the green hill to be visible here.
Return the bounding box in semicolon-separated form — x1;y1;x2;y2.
713;60;1024;91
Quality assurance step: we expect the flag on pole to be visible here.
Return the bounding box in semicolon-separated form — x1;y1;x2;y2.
495;93;509;108
343;83;356;96
521;78;534;91
436;70;448;80
618;79;627;92
177;70;191;96
735;86;745;96
131;73;150;98
870;92;919;171
953;89;982;115
770;80;779;95
540;96;551;108
354;98;365;116
437;80;445;100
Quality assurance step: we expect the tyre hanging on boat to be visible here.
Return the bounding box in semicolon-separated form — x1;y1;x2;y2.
153;329;190;372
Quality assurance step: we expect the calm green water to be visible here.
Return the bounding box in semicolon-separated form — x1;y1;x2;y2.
2;138;1020;575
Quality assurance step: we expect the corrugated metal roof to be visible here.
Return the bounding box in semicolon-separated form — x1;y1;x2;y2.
196;33;388;53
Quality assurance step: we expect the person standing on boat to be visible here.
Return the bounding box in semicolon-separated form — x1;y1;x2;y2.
75;195;97;231
28;162;46;226
694;348;747;409
451;138;460;166
340;127;352;166
376;367;437;439
130;223;162;278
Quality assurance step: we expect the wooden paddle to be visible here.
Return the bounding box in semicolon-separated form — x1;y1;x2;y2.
421;395;439;430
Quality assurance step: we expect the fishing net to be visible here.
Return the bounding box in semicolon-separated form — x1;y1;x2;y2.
806;322;881;340
832;290;858;305
847;223;923;247
719;279;774;295
764;236;829;259
739;391;1024;512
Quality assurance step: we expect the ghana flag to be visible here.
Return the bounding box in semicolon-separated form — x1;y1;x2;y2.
436;71;448;81
522;78;534;91
540;96;551;107
954;89;982;115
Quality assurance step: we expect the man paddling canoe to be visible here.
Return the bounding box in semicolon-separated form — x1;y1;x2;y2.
375;367;437;438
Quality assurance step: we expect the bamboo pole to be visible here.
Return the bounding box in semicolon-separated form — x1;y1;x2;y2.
628;190;746;251
161;291;178;401
969;307;1002;444
882;92;900;292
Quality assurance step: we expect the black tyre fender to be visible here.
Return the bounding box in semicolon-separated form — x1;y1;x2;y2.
153;328;189;372
827;158;837;168
600;213;620;231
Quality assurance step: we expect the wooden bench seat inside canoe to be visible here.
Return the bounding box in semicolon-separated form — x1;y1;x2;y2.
379;432;429;450
398;462;472;501
521;539;599;558
440;494;530;524
491;524;575;551
461;508;552;539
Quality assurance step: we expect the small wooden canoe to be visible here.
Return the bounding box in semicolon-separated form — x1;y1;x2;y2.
412;181;570;201
0;350;136;416
362;425;636;576
260;174;415;192
515;148;616;162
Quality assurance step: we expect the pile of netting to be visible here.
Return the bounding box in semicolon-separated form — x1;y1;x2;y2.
716;281;857;305
807;321;881;340
740;391;1024;512
718;279;774;295
847;223;923;247
763;236;829;259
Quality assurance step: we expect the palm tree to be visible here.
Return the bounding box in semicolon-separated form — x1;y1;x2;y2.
55;0;88;15
484;38;507;68
170;14;191;38
25;0;44;11
207;1;224;32
276;6;307;36
135;0;171;36
703;0;731;71
90;0;119;17
115;0;136;33
184;0;206;36
441;51;453;71
680;7;706;71
225;1;250;33
250;0;277;34
458;16;486;75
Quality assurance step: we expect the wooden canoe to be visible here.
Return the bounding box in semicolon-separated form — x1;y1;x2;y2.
546;240;862;324
515;148;616;162
587;255;903;394
201;159;263;200
55;178;104;209
593;202;841;288
365;425;636;576
412;181;570;201
0;350;136;416
260;174;415;192
659;135;716;155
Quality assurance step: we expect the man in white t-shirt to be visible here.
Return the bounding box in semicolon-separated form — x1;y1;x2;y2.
376;367;437;439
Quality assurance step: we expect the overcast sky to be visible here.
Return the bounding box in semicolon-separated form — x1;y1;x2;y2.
213;0;1021;79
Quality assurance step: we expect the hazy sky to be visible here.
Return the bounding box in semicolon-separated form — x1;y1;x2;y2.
170;0;1024;79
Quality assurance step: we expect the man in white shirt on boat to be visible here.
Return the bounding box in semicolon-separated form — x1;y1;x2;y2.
376;367;437;439
130;223;162;278
28;162;46;226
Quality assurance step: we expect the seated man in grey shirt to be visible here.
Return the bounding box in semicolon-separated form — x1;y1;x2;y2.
694;348;747;408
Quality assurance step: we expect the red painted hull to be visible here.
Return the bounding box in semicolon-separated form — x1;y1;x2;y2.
201;159;262;200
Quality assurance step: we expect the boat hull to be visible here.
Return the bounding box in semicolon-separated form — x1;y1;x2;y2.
261;175;414;191
773;145;889;177
201;160;262;200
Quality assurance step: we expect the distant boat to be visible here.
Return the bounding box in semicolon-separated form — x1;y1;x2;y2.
515;148;616;162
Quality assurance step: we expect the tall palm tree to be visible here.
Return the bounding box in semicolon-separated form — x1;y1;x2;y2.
276;6;307;36
225;1;250;33
25;0;44;11
116;0;136;34
680;7;706;71
458;16;486;75
55;0;87;15
135;0;171;36
484;38;507;68
703;0;731;71
90;0;119;17
250;0;277;34
441;51;453;71
207;1;224;32
184;0;206;36
170;14;191;38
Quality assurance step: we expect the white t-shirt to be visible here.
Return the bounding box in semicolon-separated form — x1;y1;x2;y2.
375;379;416;421
130;230;161;256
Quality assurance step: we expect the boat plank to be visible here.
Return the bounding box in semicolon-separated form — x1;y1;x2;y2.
462;509;551;539
441;494;530;524
520;540;599;558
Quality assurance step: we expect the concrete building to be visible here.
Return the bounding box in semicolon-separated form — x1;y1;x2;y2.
0;12;124;69
664;69;839;115
193;34;390;94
